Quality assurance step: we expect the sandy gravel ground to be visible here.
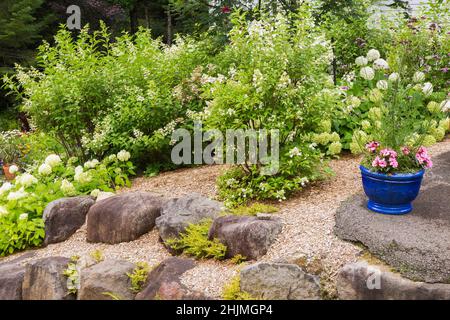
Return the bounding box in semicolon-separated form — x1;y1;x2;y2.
2;137;449;299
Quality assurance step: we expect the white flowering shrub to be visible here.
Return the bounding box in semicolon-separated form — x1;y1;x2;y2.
201;12;341;206
3;23;214;169
335;48;449;152
0;151;135;256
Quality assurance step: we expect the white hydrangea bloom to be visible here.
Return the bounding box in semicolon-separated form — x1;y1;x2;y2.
360;67;375;80
388;73;399;82
61;179;76;196
288;147;302;158
38;163;52;176
74;172;91;184
413;71;425;83
440;100;450;112
8;165;19;174
18;213;28;220
0;206;8;216
16;173;38;187
376;80;388;90
84;159;99;169
422;82;433;96
366;49;380;61
90;189;100;198
373;58;389;70
45;154;62;168
117;150;131;162
355;56;368;66
7;188;28;201
0;182;13;195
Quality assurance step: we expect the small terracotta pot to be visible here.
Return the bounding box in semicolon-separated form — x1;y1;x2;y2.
2;164;16;181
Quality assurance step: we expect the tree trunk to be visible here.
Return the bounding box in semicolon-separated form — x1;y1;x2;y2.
166;6;172;45
130;6;139;34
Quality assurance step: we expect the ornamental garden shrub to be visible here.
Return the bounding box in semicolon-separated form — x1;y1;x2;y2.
3;23;215;169
195;11;342;206
0;150;134;256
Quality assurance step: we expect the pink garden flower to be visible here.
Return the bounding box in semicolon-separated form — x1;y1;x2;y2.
366;141;380;152
380;148;398;158
415;146;433;168
401;146;410;155
372;156;387;168
389;157;399;168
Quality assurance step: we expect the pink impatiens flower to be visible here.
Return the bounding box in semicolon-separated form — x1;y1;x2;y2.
366;141;380;152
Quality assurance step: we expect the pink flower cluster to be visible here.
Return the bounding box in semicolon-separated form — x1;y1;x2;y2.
365;141;380;152
372;148;399;168
415;146;433;168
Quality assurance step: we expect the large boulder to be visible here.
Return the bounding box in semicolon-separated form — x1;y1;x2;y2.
43;196;95;245
22;257;74;300
337;261;450;300
208;215;283;260
87;192;165;244
135;257;203;300
0;261;26;300
240;263;321;300
335;190;450;283
78;259;136;300
156;193;223;244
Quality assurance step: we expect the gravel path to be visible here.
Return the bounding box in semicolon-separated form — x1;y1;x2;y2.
2;137;449;299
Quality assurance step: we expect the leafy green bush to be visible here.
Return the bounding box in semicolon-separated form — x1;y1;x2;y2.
3;23;215;167
196;11;340;206
0;150;135;256
222;275;257;300
165;219;227;260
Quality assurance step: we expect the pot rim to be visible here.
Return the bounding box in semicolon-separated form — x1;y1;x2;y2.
360;165;425;181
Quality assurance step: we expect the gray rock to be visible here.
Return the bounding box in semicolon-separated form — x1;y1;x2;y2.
87;192;165;244
43;196;95;245
135;257;201;300
78;259;136;300
22;257;74;300
208;215;283;260
240;263;321;300
0;261;26;300
156;193;223;244
337;261;450;300
335;190;450;283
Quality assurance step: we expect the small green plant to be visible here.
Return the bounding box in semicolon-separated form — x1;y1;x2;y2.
222;275;257;300
102;292;122;300
89;249;104;263
127;262;151;293
230;254;247;265
224;203;279;216
165;219;227;260
63;256;80;295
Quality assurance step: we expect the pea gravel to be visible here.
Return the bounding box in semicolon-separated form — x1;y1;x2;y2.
2;137;449;299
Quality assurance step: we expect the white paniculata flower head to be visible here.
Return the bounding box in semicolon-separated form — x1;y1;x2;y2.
61;179;76;196
84;159;99;169
388;73;399;82
366;49;380;62
373;58;389;70
45;154;62;168
360;66;375;80
288;147;302;158
422;82;433;96
413;71;425;83
38;163;52;176
7;188;28;201
355;56;368;66
0;182;13;195
376;80;388;90
0;206;8;216
117;150;131;162
440;100;450;112
108;154;117;162
74;166;83;176
18;213;28;220
74;172;91;184
8;165;19;174
16;173;38;187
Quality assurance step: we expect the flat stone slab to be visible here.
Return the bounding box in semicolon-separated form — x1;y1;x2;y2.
337;261;450;300
423;151;450;187
335;185;450;283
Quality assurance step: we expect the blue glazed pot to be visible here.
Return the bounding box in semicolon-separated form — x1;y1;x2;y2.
360;165;425;215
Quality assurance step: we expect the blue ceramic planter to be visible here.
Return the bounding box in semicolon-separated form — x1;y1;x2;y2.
360;165;424;215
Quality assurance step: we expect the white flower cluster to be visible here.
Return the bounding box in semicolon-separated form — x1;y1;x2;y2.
16;173;38;188
357;49;389;81
117;150;131;162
